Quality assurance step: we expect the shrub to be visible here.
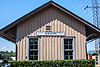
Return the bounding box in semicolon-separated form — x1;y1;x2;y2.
10;59;95;67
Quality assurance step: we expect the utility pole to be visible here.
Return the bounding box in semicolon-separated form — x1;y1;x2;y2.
84;0;100;54
92;0;100;27
92;0;100;54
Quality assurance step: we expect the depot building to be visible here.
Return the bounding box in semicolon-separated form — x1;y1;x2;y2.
0;1;100;61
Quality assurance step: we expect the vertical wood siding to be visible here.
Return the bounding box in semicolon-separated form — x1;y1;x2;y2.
16;6;86;60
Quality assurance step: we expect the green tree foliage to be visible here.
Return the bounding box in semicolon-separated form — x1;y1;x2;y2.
0;51;16;61
0;54;4;60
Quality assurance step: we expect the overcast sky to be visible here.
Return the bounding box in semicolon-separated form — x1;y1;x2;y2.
0;0;100;52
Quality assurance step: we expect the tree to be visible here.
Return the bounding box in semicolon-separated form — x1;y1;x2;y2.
0;51;16;61
0;54;4;60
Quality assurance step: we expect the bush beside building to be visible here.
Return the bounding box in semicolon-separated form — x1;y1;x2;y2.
10;60;95;67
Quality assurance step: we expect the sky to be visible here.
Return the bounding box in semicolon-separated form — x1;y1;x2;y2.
0;0;100;52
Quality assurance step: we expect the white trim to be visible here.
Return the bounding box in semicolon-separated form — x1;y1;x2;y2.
62;37;76;60
73;38;75;60
38;38;40;60
62;38;64;60
27;37;40;60
27;37;29;60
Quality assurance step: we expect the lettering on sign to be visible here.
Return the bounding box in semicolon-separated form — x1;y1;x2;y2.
37;32;65;36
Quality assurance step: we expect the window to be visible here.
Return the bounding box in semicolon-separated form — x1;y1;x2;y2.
46;26;51;31
63;37;75;60
29;37;39;60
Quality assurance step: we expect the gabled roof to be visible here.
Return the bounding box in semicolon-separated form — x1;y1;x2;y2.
0;1;100;43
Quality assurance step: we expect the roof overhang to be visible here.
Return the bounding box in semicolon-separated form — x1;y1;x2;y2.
0;1;100;43
0;26;16;43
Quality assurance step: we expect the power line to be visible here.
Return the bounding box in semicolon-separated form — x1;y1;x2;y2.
77;0;91;16
84;0;100;54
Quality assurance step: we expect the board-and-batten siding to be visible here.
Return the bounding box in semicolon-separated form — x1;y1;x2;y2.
16;6;86;60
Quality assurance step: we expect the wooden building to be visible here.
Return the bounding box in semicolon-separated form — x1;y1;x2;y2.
0;1;100;61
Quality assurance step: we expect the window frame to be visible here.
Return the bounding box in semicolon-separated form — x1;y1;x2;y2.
28;37;40;60
46;26;51;32
62;37;75;60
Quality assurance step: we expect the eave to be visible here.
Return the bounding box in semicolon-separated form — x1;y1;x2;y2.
0;1;100;43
